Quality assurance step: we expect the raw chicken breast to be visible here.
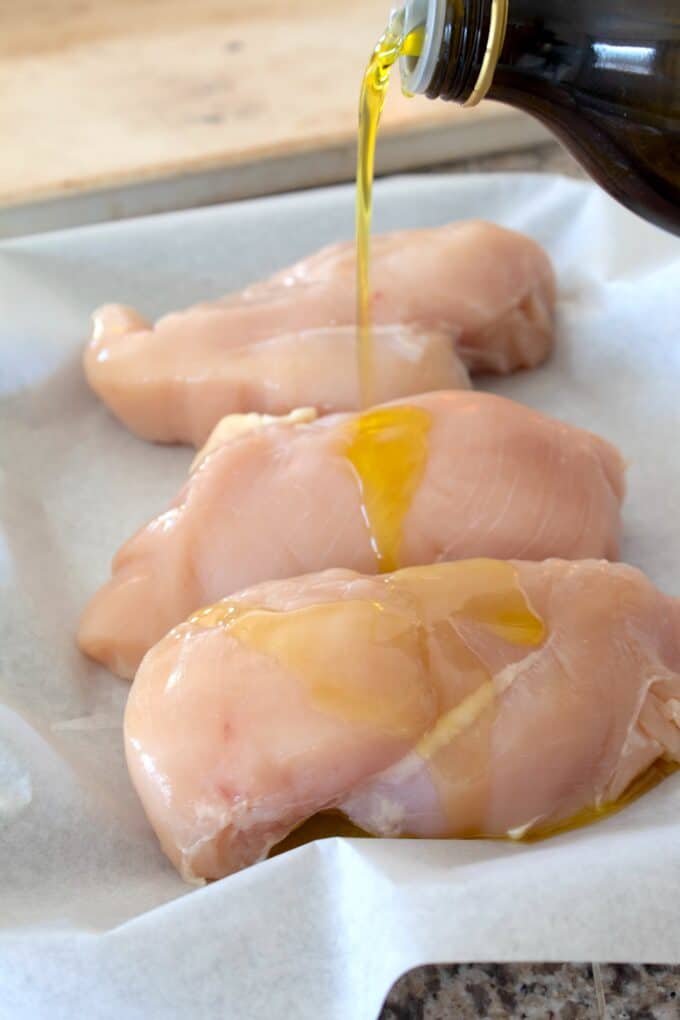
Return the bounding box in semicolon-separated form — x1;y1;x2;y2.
84;221;556;445
125;558;680;881
79;391;625;679
87;322;471;446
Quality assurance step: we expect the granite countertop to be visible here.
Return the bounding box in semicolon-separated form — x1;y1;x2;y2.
377;140;679;1020
378;964;680;1019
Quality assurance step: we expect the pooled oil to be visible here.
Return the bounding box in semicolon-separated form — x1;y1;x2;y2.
346;405;431;573
270;758;680;858
521;758;680;843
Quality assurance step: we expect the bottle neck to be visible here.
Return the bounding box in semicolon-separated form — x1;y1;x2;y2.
400;0;507;106
398;0;680;234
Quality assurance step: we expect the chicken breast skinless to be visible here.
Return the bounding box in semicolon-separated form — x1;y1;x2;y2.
84;221;556;445
125;558;680;882
79;391;625;679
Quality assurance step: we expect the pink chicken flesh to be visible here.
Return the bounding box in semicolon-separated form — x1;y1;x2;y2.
78;391;625;679
84;221;556;445
125;558;680;882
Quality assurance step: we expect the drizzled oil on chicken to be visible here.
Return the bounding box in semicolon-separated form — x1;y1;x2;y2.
78;391;624;679
84;221;556;445
125;558;680;882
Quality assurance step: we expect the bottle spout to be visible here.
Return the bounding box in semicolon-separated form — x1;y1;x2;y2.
398;0;447;95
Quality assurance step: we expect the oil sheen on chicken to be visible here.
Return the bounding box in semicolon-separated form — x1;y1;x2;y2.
84;221;556;445
78;392;625;679
124;558;680;882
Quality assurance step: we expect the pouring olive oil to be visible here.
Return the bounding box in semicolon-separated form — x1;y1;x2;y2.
351;13;427;577
398;0;680;234
346;0;680;846
355;12;423;409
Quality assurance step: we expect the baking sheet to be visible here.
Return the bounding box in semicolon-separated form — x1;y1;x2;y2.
1;174;679;1020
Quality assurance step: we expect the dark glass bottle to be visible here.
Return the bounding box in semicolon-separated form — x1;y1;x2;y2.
399;0;680;234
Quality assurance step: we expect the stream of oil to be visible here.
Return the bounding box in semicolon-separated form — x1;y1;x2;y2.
350;18;429;575
355;16;423;407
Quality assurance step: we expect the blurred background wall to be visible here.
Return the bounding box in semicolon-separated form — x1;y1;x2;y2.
2;0;581;237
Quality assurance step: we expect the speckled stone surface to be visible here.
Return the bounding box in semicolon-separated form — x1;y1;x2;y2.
379;964;599;1019
378;964;680;1019
600;965;680;1020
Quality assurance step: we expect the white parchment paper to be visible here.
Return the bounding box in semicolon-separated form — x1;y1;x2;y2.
1;174;679;1020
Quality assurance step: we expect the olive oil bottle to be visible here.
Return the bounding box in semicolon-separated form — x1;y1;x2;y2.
398;0;680;234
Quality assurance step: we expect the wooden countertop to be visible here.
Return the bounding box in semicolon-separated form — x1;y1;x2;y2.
2;0;549;234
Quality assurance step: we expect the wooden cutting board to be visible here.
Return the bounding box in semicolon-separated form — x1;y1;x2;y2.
1;0;548;232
